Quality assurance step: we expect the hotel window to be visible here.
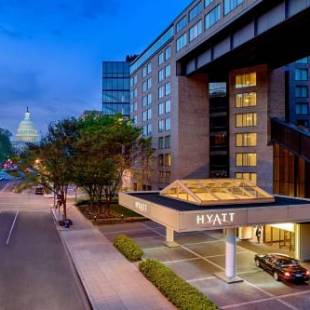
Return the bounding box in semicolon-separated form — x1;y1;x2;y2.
295;68;308;81
236;153;257;167
147;124;152;135
147;78;152;90
236;113;257;127
189;20;202;42
224;0;244;15
205;0;214;7
164;154;172;167
158;52;164;65
158;154;164;167
158;69;164;82
165;47;171;60
142;96;147;107
133;115;138;125
236;172;257;185
165;135;171;148
189;1;203;21
236;133;257;147
235;72;256;88
134;102;137;112
147;63;152;74
147;108;152;120
133;75;138;85
165;82;171;96
158;137;164;149
236;92;257;107
205;5;221;29
176;33;187;51
165;118;171;131
158;119;164;132
143;126;147;136
159;102;164;115
296;103;309;115
176;16;187;33
295;86;308;98
165;100;171;113
142;81;147;92
147;94;152;105
142;111;147;122
165;65;171;78
158;86;165;99
142;67;147;78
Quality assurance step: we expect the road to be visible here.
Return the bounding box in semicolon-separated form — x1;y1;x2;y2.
0;190;90;310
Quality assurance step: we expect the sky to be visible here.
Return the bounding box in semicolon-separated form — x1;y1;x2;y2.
0;0;191;135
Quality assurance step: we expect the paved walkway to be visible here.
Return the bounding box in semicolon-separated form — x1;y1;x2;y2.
58;202;175;310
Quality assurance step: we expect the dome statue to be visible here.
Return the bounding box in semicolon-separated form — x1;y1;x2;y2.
16;107;39;143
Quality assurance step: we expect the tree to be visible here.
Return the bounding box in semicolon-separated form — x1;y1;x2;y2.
22;118;80;219
0;129;13;164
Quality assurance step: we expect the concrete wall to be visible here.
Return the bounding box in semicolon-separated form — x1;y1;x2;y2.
296;223;310;261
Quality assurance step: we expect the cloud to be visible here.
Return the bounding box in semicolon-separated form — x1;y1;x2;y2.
0;24;23;38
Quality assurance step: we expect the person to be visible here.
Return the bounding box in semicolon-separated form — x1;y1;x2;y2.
256;227;262;244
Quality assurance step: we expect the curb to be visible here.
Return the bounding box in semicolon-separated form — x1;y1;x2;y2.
51;208;93;310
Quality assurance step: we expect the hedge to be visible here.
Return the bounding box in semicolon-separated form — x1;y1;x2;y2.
139;259;218;310
113;235;144;262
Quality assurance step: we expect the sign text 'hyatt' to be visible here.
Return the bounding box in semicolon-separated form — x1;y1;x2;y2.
196;212;235;226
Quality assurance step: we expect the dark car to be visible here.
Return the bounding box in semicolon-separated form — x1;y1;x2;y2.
255;253;310;282
35;186;44;195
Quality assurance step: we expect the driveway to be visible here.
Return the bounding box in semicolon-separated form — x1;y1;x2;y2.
100;221;310;310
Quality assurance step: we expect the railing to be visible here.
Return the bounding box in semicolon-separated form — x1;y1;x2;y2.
271;118;310;163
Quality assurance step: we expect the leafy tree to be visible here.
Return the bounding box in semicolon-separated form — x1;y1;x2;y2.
0;129;13;164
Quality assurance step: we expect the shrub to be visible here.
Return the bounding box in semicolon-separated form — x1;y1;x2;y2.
113;235;144;262
139;259;218;310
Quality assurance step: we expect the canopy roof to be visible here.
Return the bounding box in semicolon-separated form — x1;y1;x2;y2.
160;179;274;206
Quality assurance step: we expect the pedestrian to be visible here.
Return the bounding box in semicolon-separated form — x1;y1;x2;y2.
256;227;262;244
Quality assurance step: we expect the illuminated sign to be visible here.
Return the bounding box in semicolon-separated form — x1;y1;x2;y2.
196;212;235;226
134;201;148;213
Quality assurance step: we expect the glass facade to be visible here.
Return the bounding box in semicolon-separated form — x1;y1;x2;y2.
102;61;130;116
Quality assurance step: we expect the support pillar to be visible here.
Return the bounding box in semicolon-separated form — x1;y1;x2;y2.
164;227;179;248
215;228;243;283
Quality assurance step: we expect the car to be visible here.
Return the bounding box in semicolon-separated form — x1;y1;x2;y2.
255;253;310;282
35;186;44;195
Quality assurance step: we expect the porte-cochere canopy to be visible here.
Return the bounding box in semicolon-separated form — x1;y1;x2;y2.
160;179;274;206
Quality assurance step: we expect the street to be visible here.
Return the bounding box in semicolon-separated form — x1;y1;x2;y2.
0;190;89;310
100;221;310;310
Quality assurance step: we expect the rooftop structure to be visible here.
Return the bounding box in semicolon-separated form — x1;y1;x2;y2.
16;107;39;144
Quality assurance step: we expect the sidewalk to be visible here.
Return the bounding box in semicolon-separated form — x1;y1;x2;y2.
57;203;175;310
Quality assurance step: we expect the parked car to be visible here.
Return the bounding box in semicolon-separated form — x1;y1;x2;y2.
35;186;44;195
255;253;310;282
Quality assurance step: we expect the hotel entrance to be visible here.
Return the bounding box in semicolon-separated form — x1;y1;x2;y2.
263;223;296;253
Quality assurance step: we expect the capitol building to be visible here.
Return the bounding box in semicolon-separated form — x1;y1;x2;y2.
15;107;39;144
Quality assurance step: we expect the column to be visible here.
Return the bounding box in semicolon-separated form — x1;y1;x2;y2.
225;228;237;279
164;227;178;248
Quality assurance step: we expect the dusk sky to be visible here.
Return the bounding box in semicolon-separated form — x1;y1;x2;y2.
0;0;191;135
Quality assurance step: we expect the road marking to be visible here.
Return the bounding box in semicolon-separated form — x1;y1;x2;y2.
102;228;149;235
182;239;225;246
164;257;201;264
6;210;19;245
187;276;216;283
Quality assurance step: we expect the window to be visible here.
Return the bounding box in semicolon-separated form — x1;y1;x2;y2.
165;47;171;60
134;102;137;112
295;68;308;81
236;92;257;107
164;154;172;167
142;81;147;92
158;86;165;99
235;72;256;88
165;65;171;78
296;103;309;115
176;33;187;51
165;118;171;130
147;108;152;120
142;96;147;107
189;20;203;42
205;0;214;7
158;52;164;65
236;133;257;147
165;82;171;96
142;67;147;78
236;153;257;167
158;137;164;149
147;78;152;90
147;63;152;74
189;1;203;21
133;115;138;125
142;111;147;122
205;5;221;29
158;119;164;132
165;100;171;113
147;124;152;135
236;172;257;185
147;93;152;105
176;16;187;33
236;113;257;127
224;0;244;15
158;69;164;82
165;136;171;148
143;125;147;136
295;86;308;98
159;102;164;115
